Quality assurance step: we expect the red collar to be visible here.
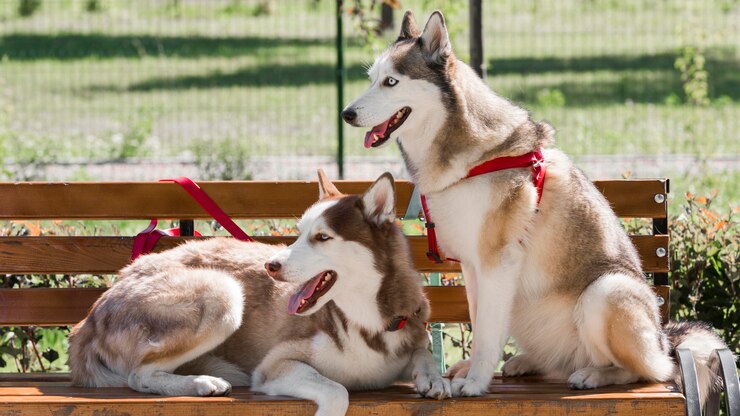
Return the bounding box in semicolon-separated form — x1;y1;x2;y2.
386;316;408;331
420;149;546;264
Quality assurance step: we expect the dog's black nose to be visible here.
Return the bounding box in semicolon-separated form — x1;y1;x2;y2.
341;109;357;123
265;261;281;277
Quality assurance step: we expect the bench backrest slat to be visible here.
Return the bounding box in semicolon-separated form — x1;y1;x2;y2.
0;235;668;275
0;285;670;326
0;180;668;219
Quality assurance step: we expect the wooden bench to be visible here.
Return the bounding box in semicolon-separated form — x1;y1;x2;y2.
0;178;728;415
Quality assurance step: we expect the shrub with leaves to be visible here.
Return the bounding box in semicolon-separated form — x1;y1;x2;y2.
17;0;41;17
675;45;710;107
1;221;111;372
670;192;738;356
191;138;252;181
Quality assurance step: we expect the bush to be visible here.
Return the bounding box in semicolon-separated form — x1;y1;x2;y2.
85;0;102;13
191;138;252;181
670;192;738;356
536;88;566;107
17;0;41;17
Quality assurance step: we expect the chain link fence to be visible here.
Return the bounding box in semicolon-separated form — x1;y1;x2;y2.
0;0;737;199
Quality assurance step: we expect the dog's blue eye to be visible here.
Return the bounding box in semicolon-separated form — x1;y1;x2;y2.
315;233;332;242
383;77;398;87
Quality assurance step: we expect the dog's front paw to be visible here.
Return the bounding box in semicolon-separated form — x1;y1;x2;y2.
568;367;607;389
192;375;232;396
415;372;451;400
450;376;488;397
314;388;349;416
502;354;538;377
444;359;471;379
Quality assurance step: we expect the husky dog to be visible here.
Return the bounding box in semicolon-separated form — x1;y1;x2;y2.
342;10;729;405
69;171;451;416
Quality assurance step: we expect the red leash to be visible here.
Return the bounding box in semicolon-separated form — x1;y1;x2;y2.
131;177;253;261
421;149;547;264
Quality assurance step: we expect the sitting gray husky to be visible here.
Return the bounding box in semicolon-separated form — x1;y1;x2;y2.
341;9;730;407
69;171;450;416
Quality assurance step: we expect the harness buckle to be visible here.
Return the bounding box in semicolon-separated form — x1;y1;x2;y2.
426;251;444;264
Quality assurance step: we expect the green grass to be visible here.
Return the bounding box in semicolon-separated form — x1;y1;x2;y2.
1;0;738;163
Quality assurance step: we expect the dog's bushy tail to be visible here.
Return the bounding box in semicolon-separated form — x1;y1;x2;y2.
664;321;731;407
68;318;127;388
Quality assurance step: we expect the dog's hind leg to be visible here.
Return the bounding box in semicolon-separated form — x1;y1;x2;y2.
571;273;673;389
177;354;251;387
502;354;540;377
126;269;245;396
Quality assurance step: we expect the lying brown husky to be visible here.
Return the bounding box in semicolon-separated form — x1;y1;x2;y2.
69;171;450;416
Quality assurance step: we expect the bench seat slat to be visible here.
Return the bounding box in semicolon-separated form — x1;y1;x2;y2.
0;179;668;220
0;378;686;416
0;235;668;275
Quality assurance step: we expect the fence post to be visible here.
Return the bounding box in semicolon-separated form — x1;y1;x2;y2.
336;0;346;179
469;0;485;79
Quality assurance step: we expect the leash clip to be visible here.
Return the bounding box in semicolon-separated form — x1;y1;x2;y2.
426;251;444;264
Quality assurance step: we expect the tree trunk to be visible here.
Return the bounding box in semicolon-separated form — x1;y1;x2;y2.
380;3;394;31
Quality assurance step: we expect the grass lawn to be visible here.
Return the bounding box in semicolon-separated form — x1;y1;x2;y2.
0;1;736;205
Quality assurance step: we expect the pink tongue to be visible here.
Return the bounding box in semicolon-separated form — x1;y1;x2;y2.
288;273;325;315
364;118;392;148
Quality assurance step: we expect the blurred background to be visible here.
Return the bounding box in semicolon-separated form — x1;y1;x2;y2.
1;0;737;209
0;0;737;372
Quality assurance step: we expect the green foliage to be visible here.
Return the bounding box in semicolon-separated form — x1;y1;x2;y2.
251;0;276;17
341;0;466;49
0;133;56;181
0;220;111;372
109;109;154;161
675;45;710;106
191;138;253;181
17;0;41;17
670;192;738;356
85;0;102;13
0;327;66;372
536;88;566;107
663;93;682;106
221;0;275;17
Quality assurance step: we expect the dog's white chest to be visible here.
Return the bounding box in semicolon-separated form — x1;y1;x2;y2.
309;328;408;390
425;178;493;263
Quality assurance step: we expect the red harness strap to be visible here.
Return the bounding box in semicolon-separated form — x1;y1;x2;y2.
421;149;546;264
131;177;253;261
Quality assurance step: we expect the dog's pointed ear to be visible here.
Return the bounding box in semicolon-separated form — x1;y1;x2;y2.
420;11;451;64
317;169;342;200
398;10;420;40
361;172;396;225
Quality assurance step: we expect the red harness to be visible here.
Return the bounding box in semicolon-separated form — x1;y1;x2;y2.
131;177;253;261
420;149;546;264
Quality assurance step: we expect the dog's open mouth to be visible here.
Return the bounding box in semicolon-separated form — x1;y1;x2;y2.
287;271;337;315
364;107;411;149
